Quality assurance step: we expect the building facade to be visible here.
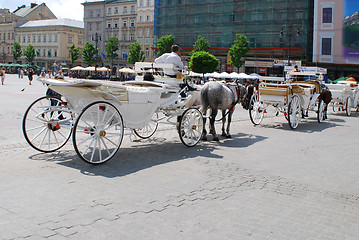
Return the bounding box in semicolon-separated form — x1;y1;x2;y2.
16;19;84;69
82;0;137;68
154;0;313;75
137;0;155;61
313;0;359;79
0;3;56;64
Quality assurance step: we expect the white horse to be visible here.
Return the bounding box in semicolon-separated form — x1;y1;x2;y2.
200;81;247;141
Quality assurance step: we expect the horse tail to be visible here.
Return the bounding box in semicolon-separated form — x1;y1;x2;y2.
200;84;210;112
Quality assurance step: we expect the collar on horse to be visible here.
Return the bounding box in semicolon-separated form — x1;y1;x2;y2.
224;81;243;105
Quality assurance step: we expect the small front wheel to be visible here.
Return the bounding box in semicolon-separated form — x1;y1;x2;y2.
22;96;73;152
317;99;326;123
178;108;203;147
346;97;352;116
249;93;264;125
133;112;159;139
288;95;301;129
72;101;124;164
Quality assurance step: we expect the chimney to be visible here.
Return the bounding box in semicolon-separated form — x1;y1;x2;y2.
31;3;38;8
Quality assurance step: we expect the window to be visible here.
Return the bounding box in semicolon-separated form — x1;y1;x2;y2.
43;35;46;42
89;10;93;17
96;22;100;31
115;7;118;14
139;16;143;22
140;0;143;7
139;29;142;37
43;49;46;57
48;49;51;57
107;21;111;28
123;33;127;41
22;36;25;43
38;35;41;42
97;10;101;17
8;32;10;40
145;28;150;38
54;35;58;42
33;35;36;43
18;36;20;42
108;7;111;15
49;35;52;42
78;37;83;44
322;8;332;23
147;0;151;6
37;49;40;57
89;23;93;31
54;48;57;57
27;35;30;43
322;38;332;55
130;20;135;27
146;15;150;22
130;33;134;41
123;6;127;13
123;20;127;27
145;47;149;58
114;21;118;28
68;36;73;43
131;5;135;12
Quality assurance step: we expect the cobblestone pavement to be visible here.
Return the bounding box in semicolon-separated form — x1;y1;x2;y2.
1;75;359;239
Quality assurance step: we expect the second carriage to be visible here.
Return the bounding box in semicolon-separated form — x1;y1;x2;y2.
22;62;204;164
249;71;329;129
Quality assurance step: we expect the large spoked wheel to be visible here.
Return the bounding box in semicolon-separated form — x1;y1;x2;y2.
178;108;204;147
346;97;352;116
22;96;73;152
287;95;301;129
317;99;326;123
72;101;124;164
133;112;159;139
249;93;264;125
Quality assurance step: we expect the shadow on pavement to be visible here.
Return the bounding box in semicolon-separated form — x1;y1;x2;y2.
28;132;266;178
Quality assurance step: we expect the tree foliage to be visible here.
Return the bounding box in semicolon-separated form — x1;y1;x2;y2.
82;42;98;66
69;44;80;65
191;35;210;55
105;37;119;62
127;42;145;64
189;51;219;76
24;44;36;64
229;34;250;72
156;34;174;56
12;42;22;62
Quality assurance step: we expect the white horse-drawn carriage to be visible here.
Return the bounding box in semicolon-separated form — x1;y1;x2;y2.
249;71;328;129
22;63;204;164
326;80;359;116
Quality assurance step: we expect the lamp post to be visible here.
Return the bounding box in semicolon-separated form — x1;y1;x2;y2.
280;25;300;66
91;32;102;76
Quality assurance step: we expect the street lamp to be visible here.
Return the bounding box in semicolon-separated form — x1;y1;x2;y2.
91;32;102;76
280;25;300;66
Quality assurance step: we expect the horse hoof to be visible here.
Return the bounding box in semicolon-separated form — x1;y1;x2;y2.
213;137;219;141
221;133;226;137
226;135;231;138
202;136;208;141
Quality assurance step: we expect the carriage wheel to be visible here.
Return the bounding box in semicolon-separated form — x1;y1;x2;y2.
133;112;159;139
346;97;352;116
178;108;203;147
287;95;301;129
72;101;124;164
22;96;73;152
249;93;264;125
317;99;326;123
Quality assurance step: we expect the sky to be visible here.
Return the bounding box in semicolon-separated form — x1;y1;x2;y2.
345;0;359;16
0;0;96;21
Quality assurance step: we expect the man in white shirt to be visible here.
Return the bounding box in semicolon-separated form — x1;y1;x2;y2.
155;45;184;77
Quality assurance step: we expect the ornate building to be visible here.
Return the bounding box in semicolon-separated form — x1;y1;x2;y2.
137;0;155;61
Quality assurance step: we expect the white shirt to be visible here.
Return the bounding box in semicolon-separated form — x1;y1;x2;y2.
155;52;183;76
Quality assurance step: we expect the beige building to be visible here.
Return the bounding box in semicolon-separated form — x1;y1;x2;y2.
137;0;155;61
0;3;57;64
16;19;84;69
82;0;137;67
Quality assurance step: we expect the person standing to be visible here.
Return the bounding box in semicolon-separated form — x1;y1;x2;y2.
0;67;5;85
28;69;34;85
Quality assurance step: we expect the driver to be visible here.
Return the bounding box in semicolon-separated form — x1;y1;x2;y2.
154;44;183;77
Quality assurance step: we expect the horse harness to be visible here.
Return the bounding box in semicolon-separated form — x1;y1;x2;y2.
223;82;243;111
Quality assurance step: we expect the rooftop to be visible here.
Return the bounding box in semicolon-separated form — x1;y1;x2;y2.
18;18;84;29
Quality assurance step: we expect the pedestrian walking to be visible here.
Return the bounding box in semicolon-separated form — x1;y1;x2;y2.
1;67;5;85
17;68;21;78
20;68;24;78
28;69;34;85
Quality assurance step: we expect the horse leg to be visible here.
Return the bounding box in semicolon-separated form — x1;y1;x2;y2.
221;110;227;137
226;108;234;138
201;108;208;141
209;108;219;141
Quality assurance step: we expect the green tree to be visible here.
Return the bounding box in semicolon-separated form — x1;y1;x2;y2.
127;42;145;64
229;34;250;73
191;35;210;56
69;44;80;66
105;37;119;68
24;44;36;64
156;34;174;56
189;51;219;79
12;42;22;63
82;41;98;66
